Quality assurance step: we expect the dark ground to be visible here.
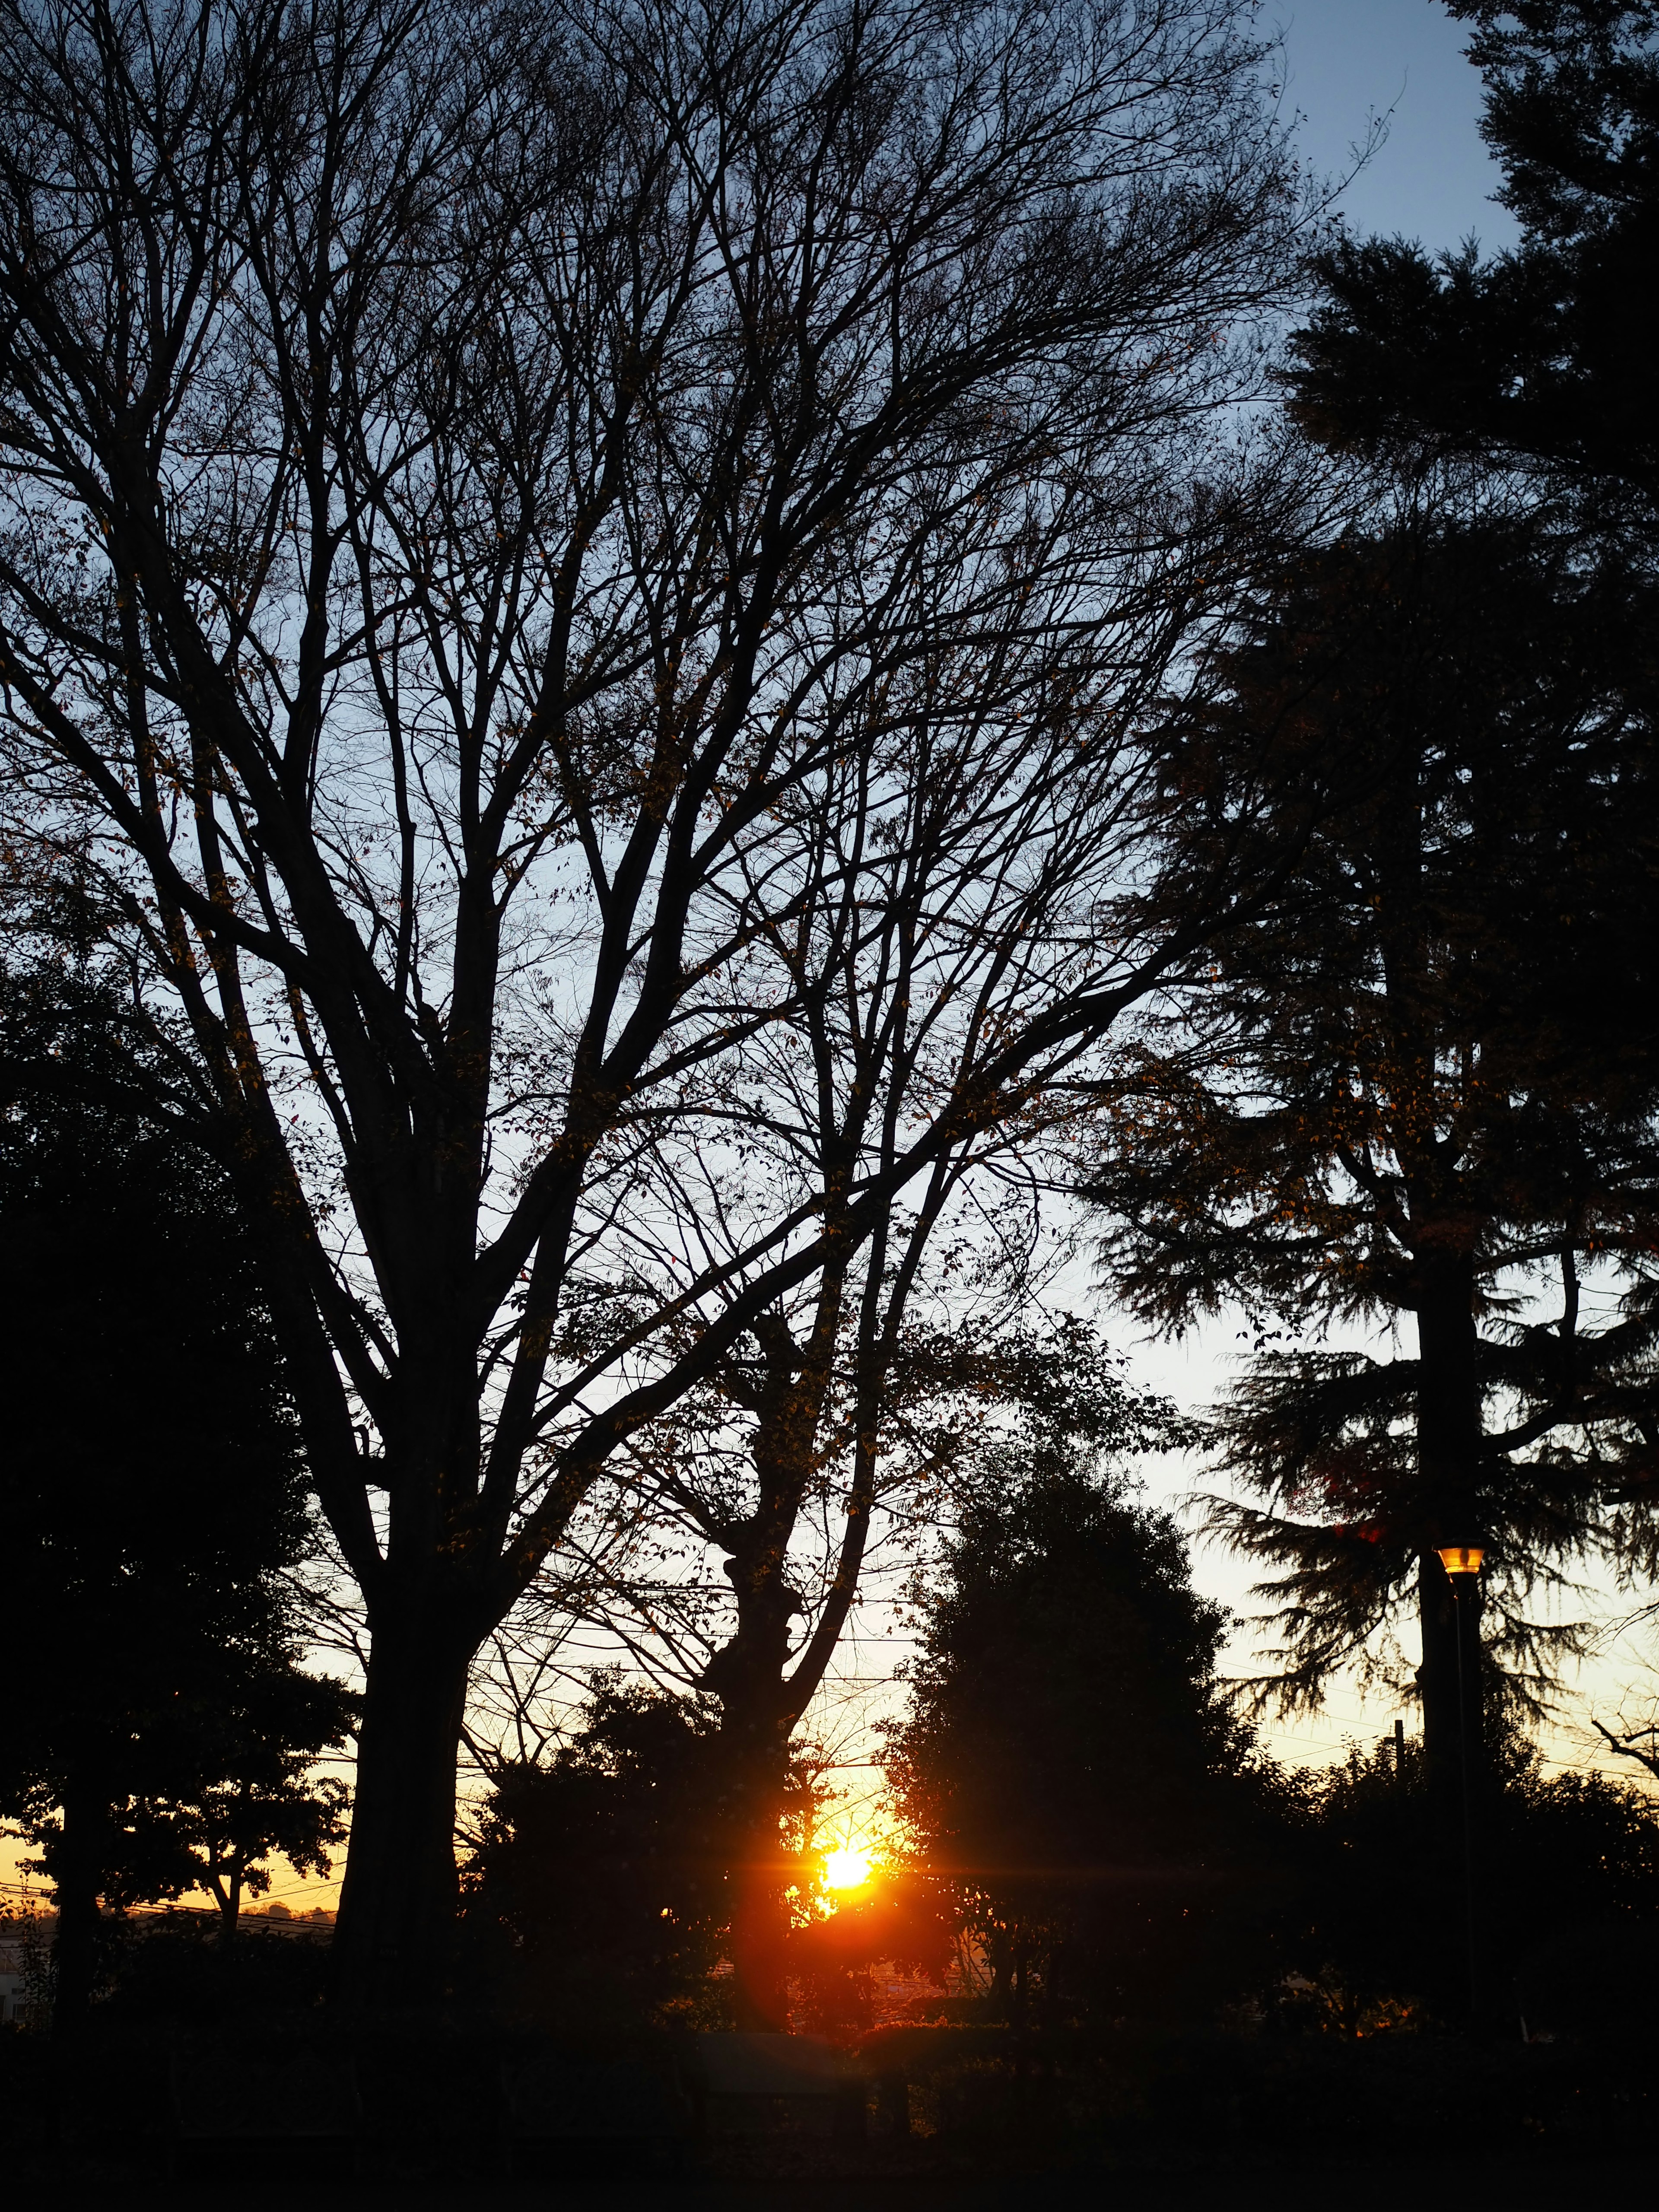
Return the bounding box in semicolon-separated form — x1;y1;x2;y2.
30;2157;1658;2210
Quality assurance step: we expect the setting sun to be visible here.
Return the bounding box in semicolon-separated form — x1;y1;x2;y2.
822;1847;873;1891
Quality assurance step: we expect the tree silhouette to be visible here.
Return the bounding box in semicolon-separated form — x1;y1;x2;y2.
585;1304;1178;2024
1085;511;1659;1797
884;1357;1268;2021
0;0;1313;1999
1284;1719;1659;2036
461;1674;739;2027
1286;3;1659;529
0;970;353;2023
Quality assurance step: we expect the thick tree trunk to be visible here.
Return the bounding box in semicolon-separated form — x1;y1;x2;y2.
1416;1548;1462;1791
329;1605;476;2011
213;1867;243;1947
700;1329;823;2031
712;1680;797;2031
702;1551;802;2029
989;1930;1012;2012
696;1283;877;2031
1413;1255;1484;1796
50;1777;104;2038
1412;1250;1486;2017
727;1783;794;2032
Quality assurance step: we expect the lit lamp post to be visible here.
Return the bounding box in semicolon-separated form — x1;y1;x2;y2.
1437;1542;1484;2024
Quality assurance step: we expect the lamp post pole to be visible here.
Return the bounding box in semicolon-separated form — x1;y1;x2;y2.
1438;1545;1484;2027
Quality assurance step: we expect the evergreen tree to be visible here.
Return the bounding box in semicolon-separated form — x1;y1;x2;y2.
461;1675;737;2026
0;970;354;2020
1085;512;1659;1789
884;1385;1274;2021
1286;4;1659;534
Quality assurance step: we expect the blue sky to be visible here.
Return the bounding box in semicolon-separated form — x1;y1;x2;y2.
1275;0;1519;252
0;6;1595;1917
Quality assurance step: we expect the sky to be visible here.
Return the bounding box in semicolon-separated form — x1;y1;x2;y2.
1274;0;1519;255
4;6;1635;1916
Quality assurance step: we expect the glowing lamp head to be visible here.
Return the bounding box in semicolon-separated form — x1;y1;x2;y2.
1437;1544;1485;1580
822;1847;872;1891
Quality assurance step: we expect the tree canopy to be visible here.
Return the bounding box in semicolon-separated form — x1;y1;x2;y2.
1085;505;1659;1758
0;0;1314;1999
884;1366;1274;2021
1287;3;1659;529
0;970;353;2019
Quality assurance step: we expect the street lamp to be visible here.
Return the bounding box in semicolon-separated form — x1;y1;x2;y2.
1437;1543;1484;2025
1437;1545;1484;1580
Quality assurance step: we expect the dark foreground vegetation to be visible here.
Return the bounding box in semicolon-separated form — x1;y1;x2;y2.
5;0;1659;2190
2;1972;1657;2190
6;1419;1659;2183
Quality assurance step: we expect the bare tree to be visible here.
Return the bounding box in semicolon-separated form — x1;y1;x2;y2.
1592;1715;1659;1783
0;0;1309;2002
579;699;1153;2027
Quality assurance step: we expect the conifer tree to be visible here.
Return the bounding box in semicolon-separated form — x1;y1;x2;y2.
0;971;354;2020
1086;509;1659;1790
1287;3;1659;532
882;1347;1268;2019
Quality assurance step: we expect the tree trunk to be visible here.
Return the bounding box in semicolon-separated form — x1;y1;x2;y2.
702;1459;816;2030
329;1606;476;2011
716;1700;796;2032
1416;1548;1462;1795
727;1822;792;2030
1412;1250;1486;2016
1413;1255;1483;1795
50;1778;103;2039
213;1866;243;1947
989;1929;1012;2013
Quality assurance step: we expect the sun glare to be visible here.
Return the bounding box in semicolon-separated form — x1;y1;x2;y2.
822;1846;873;1891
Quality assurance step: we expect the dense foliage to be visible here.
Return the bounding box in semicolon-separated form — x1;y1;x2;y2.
0;972;353;2018
885;1404;1284;2023
461;1677;737;2026
1279;1721;1659;2041
1087;509;1659;1750
1288;3;1659;529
